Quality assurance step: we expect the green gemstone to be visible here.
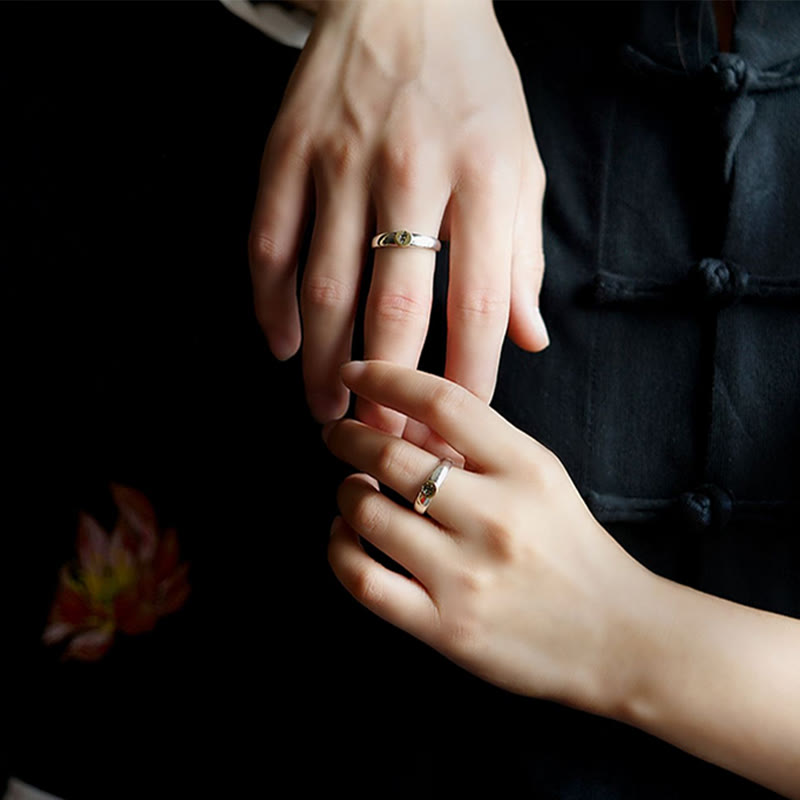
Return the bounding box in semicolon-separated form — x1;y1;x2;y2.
397;230;412;247
420;480;436;498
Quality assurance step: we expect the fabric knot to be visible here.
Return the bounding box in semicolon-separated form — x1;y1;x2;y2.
676;484;735;533
690;258;748;306
706;53;749;95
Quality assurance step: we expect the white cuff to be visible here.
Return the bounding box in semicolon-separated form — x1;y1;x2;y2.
218;0;313;49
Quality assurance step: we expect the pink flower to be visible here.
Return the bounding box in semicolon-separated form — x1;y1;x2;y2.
43;485;190;661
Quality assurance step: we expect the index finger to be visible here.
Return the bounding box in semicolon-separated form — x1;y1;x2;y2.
340;360;521;472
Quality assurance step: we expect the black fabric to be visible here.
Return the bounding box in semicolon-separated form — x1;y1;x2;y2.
486;4;800;796
3;1;799;798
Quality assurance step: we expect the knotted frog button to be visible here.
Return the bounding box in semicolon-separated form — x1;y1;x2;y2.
690;258;748;307
676;484;735;532
706;53;749;95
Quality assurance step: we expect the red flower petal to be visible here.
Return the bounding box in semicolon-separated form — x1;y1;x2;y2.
42;621;76;645
64;627;114;662
77;513;110;572
114;586;158;635
157;564;191;616
53;579;94;626
111;484;158;563
139;569;158;602
109;526;136;574
152;529;180;583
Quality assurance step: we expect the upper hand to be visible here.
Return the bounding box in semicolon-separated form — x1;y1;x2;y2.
323;361;651;715
249;0;549;429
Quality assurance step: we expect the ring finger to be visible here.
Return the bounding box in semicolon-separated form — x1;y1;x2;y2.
324;417;485;535
360;147;449;433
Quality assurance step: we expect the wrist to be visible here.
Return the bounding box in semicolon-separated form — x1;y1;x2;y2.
597;566;800;797
315;0;495;32
305;0;498;91
577;560;672;722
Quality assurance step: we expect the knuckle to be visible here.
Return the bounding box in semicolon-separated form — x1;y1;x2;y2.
375;138;421;191
349;565;385;609
249;229;289;271
459;148;513;190
375;439;413;482
479;516;516;562
351;493;388;539
270;115;313;158
451;565;490;596
450;288;508;325
301;273;353;311
369;291;428;326
525;449;563;492
425;381;468;429
317;133;363;179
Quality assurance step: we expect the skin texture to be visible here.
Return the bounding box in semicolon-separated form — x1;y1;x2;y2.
248;0;549;432
324;361;800;799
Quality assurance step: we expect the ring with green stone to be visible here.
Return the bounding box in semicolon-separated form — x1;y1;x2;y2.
371;229;442;252
414;459;454;515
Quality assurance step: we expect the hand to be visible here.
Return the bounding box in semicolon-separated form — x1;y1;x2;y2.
323;361;651;715
249;0;549;430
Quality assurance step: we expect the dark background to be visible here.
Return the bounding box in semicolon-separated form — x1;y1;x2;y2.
2;2;525;797
6;3;793;798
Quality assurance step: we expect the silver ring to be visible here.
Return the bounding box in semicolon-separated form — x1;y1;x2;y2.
414;459;454;514
371;229;442;252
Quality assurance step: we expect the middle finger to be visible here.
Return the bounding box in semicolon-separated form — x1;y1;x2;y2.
301;176;370;423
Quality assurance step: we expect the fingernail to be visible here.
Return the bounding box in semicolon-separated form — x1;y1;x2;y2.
532;306;550;349
340;360;366;385
309;392;348;424
321;420;336;444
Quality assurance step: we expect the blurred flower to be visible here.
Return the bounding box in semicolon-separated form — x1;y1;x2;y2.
43;484;190;661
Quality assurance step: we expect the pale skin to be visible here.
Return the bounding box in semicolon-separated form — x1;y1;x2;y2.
254;0;800;793
248;0;549;436
250;0;738;433
323;361;800;798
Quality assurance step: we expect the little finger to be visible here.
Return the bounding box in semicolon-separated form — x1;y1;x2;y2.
337;474;459;587
328;516;440;643
508;143;549;352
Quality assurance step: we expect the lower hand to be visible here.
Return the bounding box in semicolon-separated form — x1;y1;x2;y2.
323;360;652;714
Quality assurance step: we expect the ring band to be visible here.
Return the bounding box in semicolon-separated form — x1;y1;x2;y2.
371;229;442;252
414;458;454;514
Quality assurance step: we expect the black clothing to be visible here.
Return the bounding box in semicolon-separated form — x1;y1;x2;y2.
3;2;798;798
477;3;800;794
